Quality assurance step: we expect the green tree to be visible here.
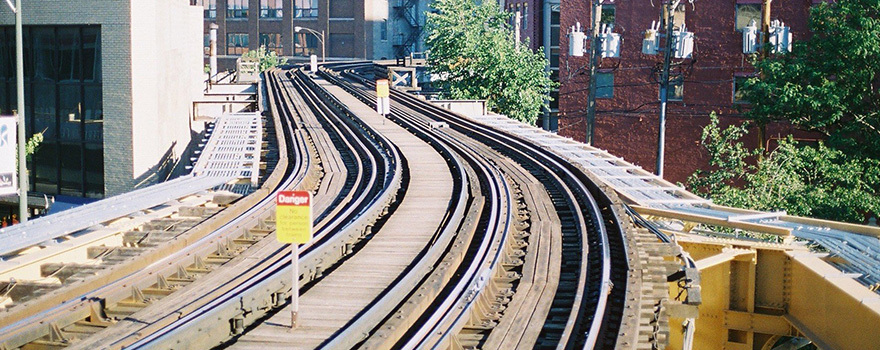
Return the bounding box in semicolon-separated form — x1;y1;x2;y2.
688;114;880;223
425;0;555;124
740;0;880;158
242;46;288;72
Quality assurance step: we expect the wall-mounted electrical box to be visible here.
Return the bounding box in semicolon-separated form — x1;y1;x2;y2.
673;24;694;58
742;20;758;54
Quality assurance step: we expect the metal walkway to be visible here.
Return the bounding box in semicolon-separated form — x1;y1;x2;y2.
192;112;263;192
470;113;880;291
0;112;265;258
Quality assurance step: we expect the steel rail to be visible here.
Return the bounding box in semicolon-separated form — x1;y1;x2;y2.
0;72;302;349
318;67;519;349
116;67;402;349
332;63;629;349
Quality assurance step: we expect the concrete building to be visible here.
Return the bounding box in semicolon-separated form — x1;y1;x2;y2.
0;0;204;198
557;1;819;183
197;0;427;70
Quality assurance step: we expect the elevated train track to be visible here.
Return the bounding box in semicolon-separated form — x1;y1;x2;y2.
0;62;682;350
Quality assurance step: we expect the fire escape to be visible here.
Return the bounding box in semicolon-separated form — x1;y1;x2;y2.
393;0;422;58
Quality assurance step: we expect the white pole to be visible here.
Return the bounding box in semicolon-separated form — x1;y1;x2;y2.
514;11;521;51
291;244;299;329
15;0;27;222
209;24;218;83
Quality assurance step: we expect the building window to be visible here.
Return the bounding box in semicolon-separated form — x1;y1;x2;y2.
381;19;388;41
522;4;528;31
295;0;318;18
736;4;761;31
293;33;318;56
0;25;104;198
200;0;217;19
733;76;751;103
596;72;613;98
601;4;615;26
260;0;283;18
260;33;282;54
204;33;210;55
227;33;249;55
227;0;248;19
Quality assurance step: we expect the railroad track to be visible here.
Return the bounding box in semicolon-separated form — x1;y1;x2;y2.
1;61;681;349
63;68;404;349
321;63;635;349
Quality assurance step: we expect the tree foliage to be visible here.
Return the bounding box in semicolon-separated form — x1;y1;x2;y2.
740;0;880;158
242;46;288;72
688;114;880;223
425;0;555;124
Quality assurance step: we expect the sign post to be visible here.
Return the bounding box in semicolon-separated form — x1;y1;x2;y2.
376;79;391;117
0;116;17;197
275;190;312;330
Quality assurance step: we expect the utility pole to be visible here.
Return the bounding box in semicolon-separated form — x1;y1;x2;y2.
14;0;27;222
514;10;521;51
584;0;602;145
757;0;772;154
656;0;679;178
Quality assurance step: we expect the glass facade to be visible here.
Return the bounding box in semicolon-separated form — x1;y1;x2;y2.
0;26;104;198
293;33;318;56
259;33;282;55
227;0;248;19
227;33;249;55
260;0;283;18
295;0;319;18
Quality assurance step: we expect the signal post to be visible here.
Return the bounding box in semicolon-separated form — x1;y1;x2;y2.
275;190;313;330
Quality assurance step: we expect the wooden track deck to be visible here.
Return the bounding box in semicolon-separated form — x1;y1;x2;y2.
229;77;454;349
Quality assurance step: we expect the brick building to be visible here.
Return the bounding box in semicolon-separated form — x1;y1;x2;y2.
0;0;204;198
558;0;819;183
197;0;428;70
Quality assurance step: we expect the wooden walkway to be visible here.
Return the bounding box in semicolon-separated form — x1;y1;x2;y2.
229;77;454;349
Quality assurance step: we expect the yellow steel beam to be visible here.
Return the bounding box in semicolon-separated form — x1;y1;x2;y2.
631;205;792;236
724;310;798;337
666;234;880;350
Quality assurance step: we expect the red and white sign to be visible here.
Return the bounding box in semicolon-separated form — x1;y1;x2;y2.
276;191;312;243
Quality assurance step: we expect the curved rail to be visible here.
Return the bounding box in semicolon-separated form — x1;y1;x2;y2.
107;67;403;349
324;63;630;349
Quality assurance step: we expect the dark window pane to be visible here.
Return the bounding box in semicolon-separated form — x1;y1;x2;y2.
550;27;559;47
84;143;103;198
601;5;615;25
293;33;318;56
736;4;761;31
33;142;58;194
295;0;318;17
550;5;560;24
84;85;102;143
227;0;249;18
59;84;81;141
32;28;55;83
57;28;81;82
82;27;100;82
0;28;9;80
33;83;56;139
227;33;249;55
59;142;82;196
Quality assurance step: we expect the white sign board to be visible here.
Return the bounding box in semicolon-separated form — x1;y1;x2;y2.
0;116;16;196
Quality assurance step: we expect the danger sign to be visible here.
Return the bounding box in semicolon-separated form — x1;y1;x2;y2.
276;191;312;243
376;79;390;98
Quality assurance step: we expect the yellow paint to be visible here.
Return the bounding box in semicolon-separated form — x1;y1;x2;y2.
376;79;390;98
276;191;312;244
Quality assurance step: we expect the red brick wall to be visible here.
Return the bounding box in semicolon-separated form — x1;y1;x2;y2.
558;0;818;184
